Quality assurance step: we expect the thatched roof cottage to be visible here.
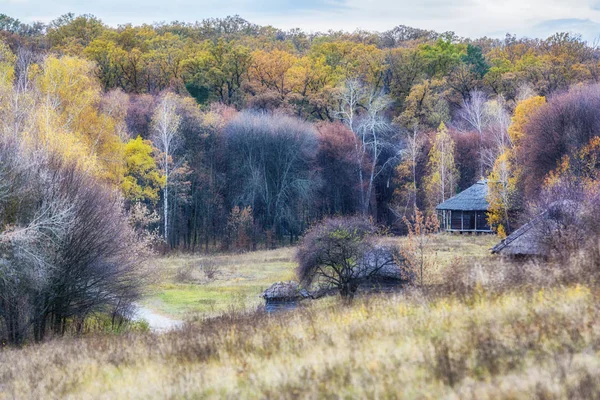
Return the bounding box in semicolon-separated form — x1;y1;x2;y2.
491;216;547;257
492;201;577;258
261;281;311;312
436;180;492;233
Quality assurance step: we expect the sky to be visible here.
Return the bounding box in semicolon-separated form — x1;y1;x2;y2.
2;0;600;42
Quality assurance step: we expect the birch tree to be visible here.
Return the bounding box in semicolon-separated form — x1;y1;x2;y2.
424;123;458;212
392;125;425;219
458;90;489;177
357;92;397;215
335;79;367;212
482;98;511;170
151;93;181;242
336;79;399;215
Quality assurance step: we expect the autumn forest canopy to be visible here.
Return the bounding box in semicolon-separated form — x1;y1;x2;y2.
4;11;600;344
2;12;600;243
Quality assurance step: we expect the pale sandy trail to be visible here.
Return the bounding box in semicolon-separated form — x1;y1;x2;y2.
133;304;183;333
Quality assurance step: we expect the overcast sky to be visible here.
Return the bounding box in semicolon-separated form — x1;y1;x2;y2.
3;0;600;42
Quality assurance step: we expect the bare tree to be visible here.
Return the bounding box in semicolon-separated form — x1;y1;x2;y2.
296;217;409;300
151;92;181;242
225;111;319;242
335;79;367;210
481;98;511;171
336;79;399;215
0;138;146;345
458;90;489;177
402;208;439;286
357;92;399;215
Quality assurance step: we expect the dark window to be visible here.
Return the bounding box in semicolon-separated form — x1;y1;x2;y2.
463;211;475;230
451;211;462;230
476;212;490;231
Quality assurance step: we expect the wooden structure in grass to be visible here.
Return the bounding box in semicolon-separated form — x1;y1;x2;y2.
261;281;311;312
436;180;492;233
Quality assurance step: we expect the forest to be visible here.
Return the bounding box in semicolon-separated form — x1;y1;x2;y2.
3;11;600;349
2;13;600;247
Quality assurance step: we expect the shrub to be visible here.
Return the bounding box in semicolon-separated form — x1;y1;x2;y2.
296;217;409;299
0;140;146;345
201;259;220;281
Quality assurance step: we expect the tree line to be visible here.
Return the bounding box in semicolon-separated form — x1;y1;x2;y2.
4;12;600;343
1;13;600;246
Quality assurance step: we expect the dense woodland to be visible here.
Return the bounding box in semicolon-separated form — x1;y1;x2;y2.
4;12;600;344
3;13;600;248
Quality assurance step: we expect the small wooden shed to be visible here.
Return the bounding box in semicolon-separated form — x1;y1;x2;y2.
491;217;547;258
436;180;492;233
491;201;576;258
261;281;311;312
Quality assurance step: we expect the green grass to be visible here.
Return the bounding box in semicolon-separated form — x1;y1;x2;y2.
143;234;497;319
142;247;297;317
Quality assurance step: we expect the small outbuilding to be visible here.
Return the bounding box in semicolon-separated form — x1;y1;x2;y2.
436;180;492;233
490;216;547;258
491;201;577;258
261;281;311;312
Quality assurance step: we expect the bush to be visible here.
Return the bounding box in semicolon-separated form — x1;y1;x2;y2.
0;140;146;345
201;259;220;281
296;217;409;299
521;84;600;199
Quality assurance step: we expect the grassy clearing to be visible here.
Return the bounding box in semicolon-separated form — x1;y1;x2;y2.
143;234;497;319
2;284;599;399
142;247;297;317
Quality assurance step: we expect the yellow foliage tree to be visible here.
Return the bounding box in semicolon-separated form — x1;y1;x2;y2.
424;123;458;213
249;49;298;98
507;95;546;146
0;41;16;133
31;55;126;182
0;41;15;88
487;95;546;234
122;136;165;204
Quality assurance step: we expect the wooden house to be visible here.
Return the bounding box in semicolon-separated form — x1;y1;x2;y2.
436;180;492;233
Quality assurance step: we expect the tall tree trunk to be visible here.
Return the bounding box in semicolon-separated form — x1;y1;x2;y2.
164;152;169;242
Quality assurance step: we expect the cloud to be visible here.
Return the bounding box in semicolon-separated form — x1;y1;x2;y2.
3;0;600;41
533;18;600;41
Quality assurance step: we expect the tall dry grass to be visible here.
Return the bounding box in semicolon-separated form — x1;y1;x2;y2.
2;252;600;399
2;238;600;399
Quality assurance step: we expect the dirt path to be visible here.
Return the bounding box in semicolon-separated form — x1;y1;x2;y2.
133;304;183;333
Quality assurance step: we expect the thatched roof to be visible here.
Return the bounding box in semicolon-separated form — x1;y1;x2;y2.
491;201;578;257
437;180;490;211
491;215;547;257
261;281;310;300
359;248;406;280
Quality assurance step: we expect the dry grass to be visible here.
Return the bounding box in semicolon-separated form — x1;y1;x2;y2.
1;283;599;399
5;234;597;399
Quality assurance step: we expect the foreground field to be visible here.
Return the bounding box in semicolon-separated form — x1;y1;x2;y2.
2;284;599;399
143;234;497;319
3;234;600;399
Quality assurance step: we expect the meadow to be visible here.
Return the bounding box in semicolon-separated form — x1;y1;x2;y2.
3;234;600;399
142;234;497;319
2;281;599;398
